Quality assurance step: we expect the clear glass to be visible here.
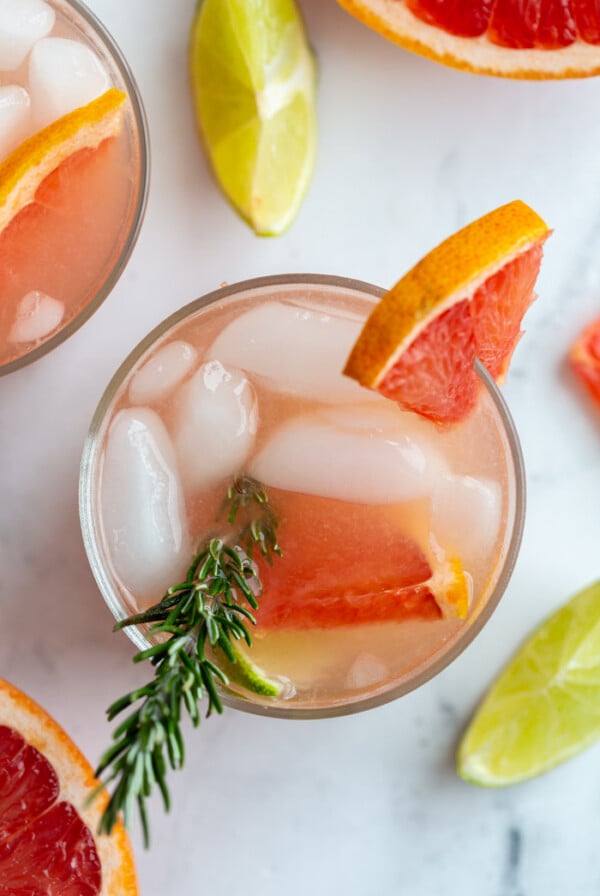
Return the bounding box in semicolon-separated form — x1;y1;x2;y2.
0;0;149;375
80;275;526;719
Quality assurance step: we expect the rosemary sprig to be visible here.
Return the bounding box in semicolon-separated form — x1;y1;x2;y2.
94;475;281;846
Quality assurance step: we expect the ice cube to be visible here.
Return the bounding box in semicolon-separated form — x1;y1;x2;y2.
101;408;191;602
29;37;110;130
0;0;55;71
0;86;31;160
129;341;198;406
206;301;384;404
8;290;64;343
172;361;258;492
431;474;502;569
249;407;447;505
346;653;388;690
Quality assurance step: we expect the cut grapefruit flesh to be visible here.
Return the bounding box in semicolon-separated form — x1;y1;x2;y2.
569;315;600;407
344;200;549;424
254;490;468;629
338;0;600;78
0;678;137;896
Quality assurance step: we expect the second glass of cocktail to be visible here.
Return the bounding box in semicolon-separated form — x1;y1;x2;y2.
0;0;148;374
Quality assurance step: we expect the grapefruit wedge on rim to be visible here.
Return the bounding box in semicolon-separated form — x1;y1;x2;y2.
0;677;137;896
337;0;600;79
344;200;550;423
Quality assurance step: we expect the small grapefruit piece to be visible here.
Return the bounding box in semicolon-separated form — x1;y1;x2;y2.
569;315;600;407
337;0;600;78
254;490;468;629
0;677;137;896
0;87;125;238
344;200;549;423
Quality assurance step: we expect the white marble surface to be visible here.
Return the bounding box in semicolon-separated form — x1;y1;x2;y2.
2;1;600;893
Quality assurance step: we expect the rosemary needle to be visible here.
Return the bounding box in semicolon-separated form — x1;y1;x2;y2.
93;475;282;846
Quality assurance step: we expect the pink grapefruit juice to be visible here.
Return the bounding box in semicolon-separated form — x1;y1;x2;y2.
0;0;146;372
82;278;523;713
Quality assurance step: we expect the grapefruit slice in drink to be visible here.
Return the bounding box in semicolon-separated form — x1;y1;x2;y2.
254;490;469;630
337;0;600;78
344;200;549;423
0;677;137;896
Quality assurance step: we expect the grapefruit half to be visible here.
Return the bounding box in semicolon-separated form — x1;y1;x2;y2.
338;0;600;78
0;677;137;896
344;200;549;423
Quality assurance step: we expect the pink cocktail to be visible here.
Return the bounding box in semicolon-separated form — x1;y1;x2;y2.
0;0;148;374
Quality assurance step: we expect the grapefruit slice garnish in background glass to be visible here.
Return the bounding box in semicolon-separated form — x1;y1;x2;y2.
0;677;137;896
253;491;469;630
344;200;549;424
0;89;127;360
569;315;600;408
0;88;126;237
337;0;600;78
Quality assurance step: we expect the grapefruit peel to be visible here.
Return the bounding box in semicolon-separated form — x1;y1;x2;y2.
344;200;549;422
337;0;600;79
0;676;137;895
429;555;471;620
0;87;126;238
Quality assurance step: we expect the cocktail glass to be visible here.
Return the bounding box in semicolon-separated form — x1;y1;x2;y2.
0;0;149;374
80;274;525;719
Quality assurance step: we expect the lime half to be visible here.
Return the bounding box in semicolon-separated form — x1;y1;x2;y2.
190;0;317;236
458;580;600;786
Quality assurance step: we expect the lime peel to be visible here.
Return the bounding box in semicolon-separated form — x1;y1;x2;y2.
224;639;286;698
458;580;600;787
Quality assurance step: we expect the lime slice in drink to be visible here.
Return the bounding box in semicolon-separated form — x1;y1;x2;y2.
189;0;317;236
458;580;600;786
220;639;285;698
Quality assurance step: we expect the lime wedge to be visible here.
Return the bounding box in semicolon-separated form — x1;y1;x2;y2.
189;0;317;236
458;580;600;786
219;639;285;698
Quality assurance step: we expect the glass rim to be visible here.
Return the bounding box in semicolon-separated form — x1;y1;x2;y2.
0;0;150;376
79;273;526;720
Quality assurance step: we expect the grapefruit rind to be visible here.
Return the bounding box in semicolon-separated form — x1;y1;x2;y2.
337;0;600;79
344;200;549;391
0;677;137;896
429;556;471;620
0;88;126;238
